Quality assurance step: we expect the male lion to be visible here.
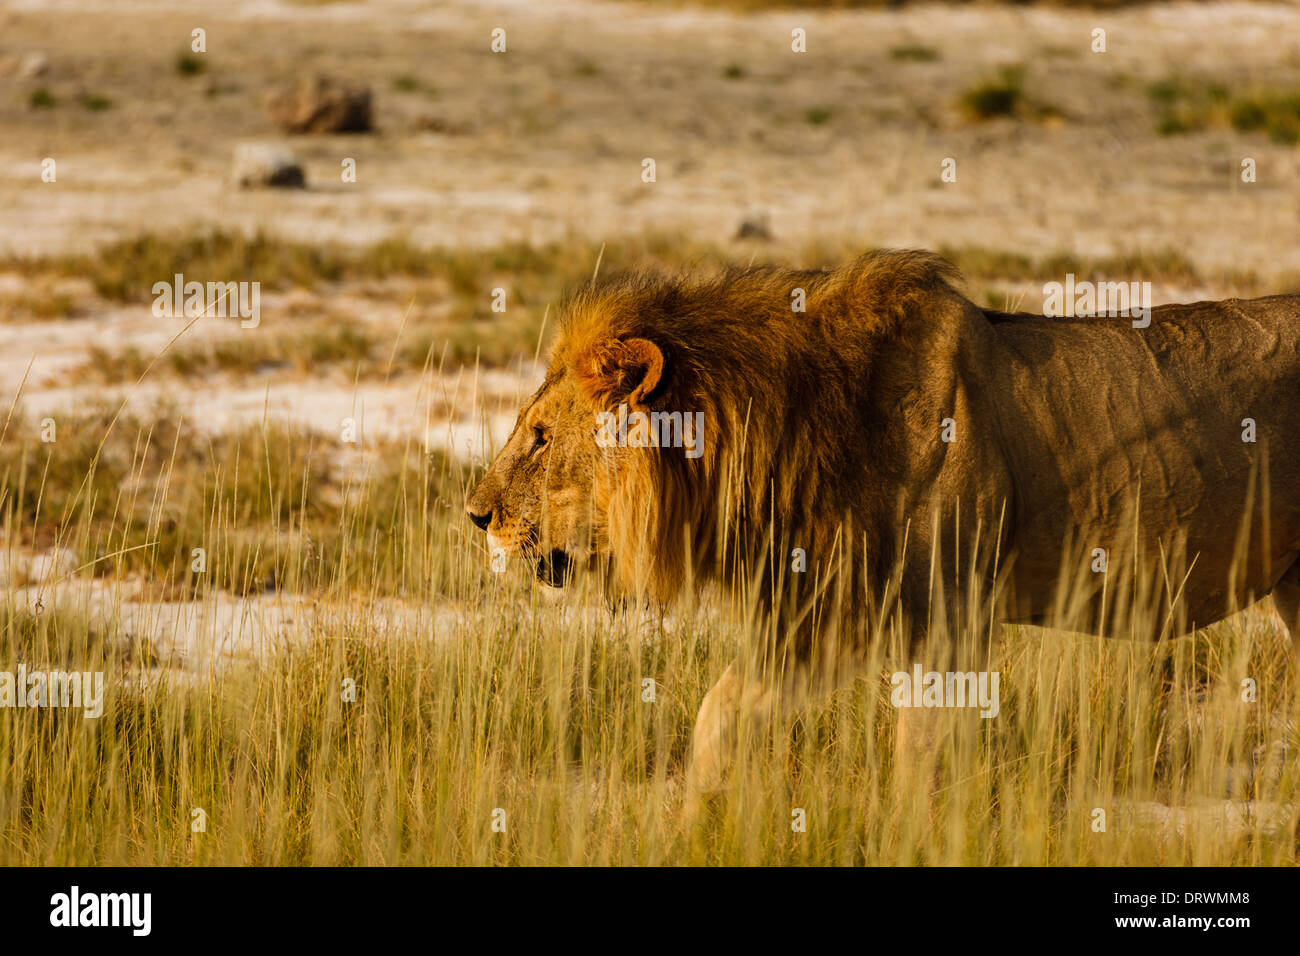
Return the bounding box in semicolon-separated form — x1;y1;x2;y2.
465;250;1300;789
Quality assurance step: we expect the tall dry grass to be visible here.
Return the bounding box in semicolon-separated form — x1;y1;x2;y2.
0;233;1296;865
0;398;1295;865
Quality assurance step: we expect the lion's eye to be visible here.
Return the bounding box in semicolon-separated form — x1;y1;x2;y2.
530;425;549;453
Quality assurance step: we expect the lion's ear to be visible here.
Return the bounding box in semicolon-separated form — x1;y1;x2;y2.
576;337;665;409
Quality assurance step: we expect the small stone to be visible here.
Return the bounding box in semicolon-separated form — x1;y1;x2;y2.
263;75;372;134
233;143;306;189
735;211;772;241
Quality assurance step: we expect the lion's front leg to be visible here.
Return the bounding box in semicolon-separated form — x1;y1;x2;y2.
686;661;744;794
686;660;785;795
893;685;948;794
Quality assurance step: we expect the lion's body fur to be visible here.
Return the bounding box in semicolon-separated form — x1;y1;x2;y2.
549;250;1300;641
469;249;1300;788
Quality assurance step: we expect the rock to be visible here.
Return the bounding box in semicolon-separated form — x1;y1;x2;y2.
232;143;306;188
734;211;772;241
263;75;372;134
18;51;49;79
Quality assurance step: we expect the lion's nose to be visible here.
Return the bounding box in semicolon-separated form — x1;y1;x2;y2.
467;507;492;531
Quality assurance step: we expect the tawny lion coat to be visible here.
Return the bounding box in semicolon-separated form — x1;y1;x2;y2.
466;250;1300;787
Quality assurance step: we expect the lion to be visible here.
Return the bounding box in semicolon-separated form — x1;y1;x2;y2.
465;249;1300;789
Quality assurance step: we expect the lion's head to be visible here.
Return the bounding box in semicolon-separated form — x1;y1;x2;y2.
466;320;680;593
465;252;964;605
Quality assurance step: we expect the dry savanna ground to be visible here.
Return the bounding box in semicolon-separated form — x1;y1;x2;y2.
0;0;1298;864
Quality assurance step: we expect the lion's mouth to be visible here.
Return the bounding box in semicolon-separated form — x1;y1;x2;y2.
534;549;573;588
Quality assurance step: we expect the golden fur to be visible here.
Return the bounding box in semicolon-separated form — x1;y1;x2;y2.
467;249;1300;788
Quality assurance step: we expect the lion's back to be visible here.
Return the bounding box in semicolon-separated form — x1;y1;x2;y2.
982;293;1300;626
